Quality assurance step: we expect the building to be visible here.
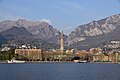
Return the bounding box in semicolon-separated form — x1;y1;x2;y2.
93;53;112;62
66;49;74;54
89;48;103;54
60;31;64;53
1;47;10;51
15;49;42;61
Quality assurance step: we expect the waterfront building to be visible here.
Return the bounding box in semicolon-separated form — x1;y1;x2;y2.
15;48;42;61
89;47;103;54
93;52;113;62
66;49;74;54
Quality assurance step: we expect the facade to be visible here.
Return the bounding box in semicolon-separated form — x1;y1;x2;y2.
90;48;103;54
93;53;113;62
66;49;74;54
15;49;42;61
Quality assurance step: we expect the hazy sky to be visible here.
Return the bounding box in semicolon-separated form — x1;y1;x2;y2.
0;0;120;35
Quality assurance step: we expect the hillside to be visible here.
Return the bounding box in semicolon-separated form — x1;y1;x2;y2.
67;14;120;49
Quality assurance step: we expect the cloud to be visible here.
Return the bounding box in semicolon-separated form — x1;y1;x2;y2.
40;19;52;25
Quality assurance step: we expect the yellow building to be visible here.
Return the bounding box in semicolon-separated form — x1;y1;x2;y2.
66;49;74;54
15;49;42;61
90;48;103;54
93;53;112;62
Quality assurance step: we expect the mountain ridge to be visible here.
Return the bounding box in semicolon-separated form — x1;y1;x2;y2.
0;19;67;45
0;13;120;49
67;13;120;49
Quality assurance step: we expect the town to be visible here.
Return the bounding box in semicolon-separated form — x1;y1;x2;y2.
0;31;120;63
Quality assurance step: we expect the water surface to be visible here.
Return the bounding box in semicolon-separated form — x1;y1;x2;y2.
0;63;120;80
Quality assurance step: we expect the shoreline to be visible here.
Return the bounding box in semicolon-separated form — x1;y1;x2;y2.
0;61;119;64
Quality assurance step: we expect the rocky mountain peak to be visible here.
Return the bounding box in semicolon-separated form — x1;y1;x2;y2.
16;19;27;27
67;13;120;45
0;19;65;45
0;13;120;49
40;19;52;25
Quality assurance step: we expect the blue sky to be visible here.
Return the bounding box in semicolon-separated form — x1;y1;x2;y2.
0;0;120;35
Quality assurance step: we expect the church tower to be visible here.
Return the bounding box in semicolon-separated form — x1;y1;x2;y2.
60;31;64;53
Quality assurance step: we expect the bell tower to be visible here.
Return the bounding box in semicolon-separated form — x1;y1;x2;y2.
60;31;64;53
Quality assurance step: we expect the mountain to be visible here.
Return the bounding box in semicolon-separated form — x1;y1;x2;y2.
0;26;33;46
0;35;5;47
0;26;61;49
67;13;120;49
0;19;67;47
26;21;62;44
0;13;120;49
0;26;32;38
0;26;33;43
0;19;68;49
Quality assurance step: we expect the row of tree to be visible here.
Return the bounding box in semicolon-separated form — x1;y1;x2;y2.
0;49;119;62
0;49;14;60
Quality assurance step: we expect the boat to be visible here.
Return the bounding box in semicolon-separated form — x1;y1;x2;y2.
78;60;88;63
73;60;80;63
7;60;25;63
74;60;88;63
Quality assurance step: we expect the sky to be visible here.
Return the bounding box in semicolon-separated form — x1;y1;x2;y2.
0;0;120;35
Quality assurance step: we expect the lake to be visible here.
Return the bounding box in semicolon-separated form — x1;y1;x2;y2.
0;63;120;80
